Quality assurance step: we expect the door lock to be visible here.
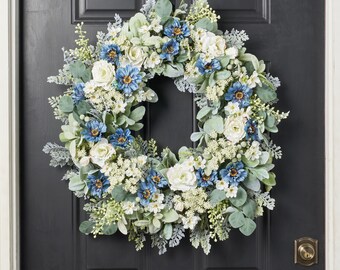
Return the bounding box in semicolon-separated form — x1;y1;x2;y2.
294;237;318;266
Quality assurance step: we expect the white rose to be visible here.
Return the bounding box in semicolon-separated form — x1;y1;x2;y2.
225;47;239;59
225;102;240;115
167;163;197;192
224;115;246;144
214;36;227;56
126;46;146;68
79;156;90;167
90;139;115;167
92;60;115;84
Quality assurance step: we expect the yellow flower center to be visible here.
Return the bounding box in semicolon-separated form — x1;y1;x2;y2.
248;125;256;134
205;63;212;70
230;168;238;177
123;76;132;84
91;129;99;137
108;49;116;59
173;27;182;36
167;46;174;53
235;91;244;100
118;136;126;143
202;175;210;181
95;179;103;189
152;175;161;183
143;189;151;199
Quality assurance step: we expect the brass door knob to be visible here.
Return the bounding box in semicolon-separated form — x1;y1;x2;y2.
294;237;318;266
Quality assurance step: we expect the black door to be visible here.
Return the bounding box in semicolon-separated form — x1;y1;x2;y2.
20;0;325;269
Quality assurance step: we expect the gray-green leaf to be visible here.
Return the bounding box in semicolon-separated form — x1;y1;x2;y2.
59;96;74;113
103;223;118;235
111;185;128;202
228;211;245;228
239;218;256;236
209;189;226;205
229;186;247;207
155;0;172;18
79;220;94;235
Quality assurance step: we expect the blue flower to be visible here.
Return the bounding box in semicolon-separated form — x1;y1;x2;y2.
245;119;259;141
81;120;107;142
196;168;218;188
72;83;85;105
225;82;253;108
137;181;156;206
87;172;110;198
108;128;134;148
196;58;222;75
147;170;168;188
100;44;121;64
164;19;190;41
220;161;248;186
160;39;180;62
116;65;142;96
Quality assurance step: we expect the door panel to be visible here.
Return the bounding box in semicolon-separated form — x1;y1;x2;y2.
20;0;325;269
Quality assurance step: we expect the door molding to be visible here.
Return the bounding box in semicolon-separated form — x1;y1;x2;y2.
0;0;20;269
0;0;338;269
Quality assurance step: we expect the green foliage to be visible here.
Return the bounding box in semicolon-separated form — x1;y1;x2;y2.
111;185;128;202
103;223;118;235
229;187;247;207
228;211;245;228
209;189;226;205
79;220;95;235
59;96;74;113
239;218;256;236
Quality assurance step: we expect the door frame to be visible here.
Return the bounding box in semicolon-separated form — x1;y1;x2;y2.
0;0;337;269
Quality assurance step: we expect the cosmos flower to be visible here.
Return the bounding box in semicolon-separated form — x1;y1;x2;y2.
87;172;110;198
245;119;260;141
196;168;218;188
160;39;180;62
164;19;190;41
196;58;221;75
100;43;121;64
108;128;134;148
116;65;142;96
81;120;107;142
72;83;85;104
147;170;168;188
225;82;253;108
220;161;248;186
137;181;156;206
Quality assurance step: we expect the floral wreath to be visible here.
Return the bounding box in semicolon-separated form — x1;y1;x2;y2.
44;0;289;255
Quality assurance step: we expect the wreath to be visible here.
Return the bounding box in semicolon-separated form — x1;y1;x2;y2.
44;0;289;255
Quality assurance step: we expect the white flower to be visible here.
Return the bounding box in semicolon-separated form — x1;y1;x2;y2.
79;156;90;167
112;100;127;114
136;155;148;167
90;139;115;167
226;186;238;198
225;47;239;59
194;156;206;170
146;201;165;214
167;163;197;192
125;46;147;68
182;156;195;169
138;25;150;35
245;141;262;161
247;71;262;88
152;192;164;204
224;115;246;144
92;60;115;84
173;195;184;212
144;52;161;69
225;102;240;115
150;17;163;33
182;214;201;230
216;180;229;191
122;201;138;215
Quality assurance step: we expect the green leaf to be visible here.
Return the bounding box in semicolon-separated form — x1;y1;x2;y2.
239;218;256;236
68;175;85;192
76;101;91;115
241;156;260;168
163;224;173;240
265;114;276;128
261;172;277;187
178;146;192;160
163;63;184;77
69;61;91;82
250;167;269;180
243;175;261;192
228;211;245;228
134;220;150;227
59;96;74;113
209;189;226;205
129;123;144;131
129;13;148;37
229;186;247;207
203;115;224;134
161;148;178;167
129;106;146;122
215;70;231;80
255;85;277;103
118;220;128;235
219;56;230;68
79;220;95;235
197;106;212;121
209;72;216;86
190;132;204;142
111;185;128;202
195;18;214;31
155;0;173;18
152;218;161;228
242;199;257;219
103;223;118;235
162;209;179;223
259;152;270;165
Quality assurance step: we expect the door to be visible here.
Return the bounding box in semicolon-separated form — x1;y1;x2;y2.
20;0;325;269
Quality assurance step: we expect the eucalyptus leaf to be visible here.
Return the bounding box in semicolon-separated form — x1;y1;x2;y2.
239;218;256;236
229;186;247;207
265;114;276;128
129;106;146;122
228;211;245;228
68;175;85;192
190;132;204;142
203;115;224;134
155;0;173;18
134;220;150;227
76;101;91;115
79;220;94;235
215;70;231;80
59;96;74;113
197;106;212;121
103;223;118;235
255;84;277;103
163;63;184;77
250;167;269;180
111;185;128;202
195;18;214;31
243;175;261;191
209;189;226;205
242;199;257;219
162;209;179;223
